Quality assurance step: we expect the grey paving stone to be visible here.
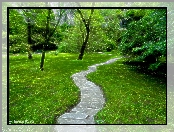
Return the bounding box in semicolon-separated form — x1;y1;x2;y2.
71;107;85;113
70;102;104;112
83;108;101;116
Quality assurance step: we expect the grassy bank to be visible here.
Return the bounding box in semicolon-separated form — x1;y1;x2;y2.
87;57;166;124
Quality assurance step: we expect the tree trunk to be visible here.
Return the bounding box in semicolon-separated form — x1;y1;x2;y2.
27;10;32;59
76;6;94;60
28;18;32;45
78;26;90;60
40;9;51;71
40;46;45;71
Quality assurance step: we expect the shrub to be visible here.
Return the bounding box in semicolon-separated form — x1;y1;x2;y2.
9;35;26;45
57;42;79;53
9;43;29;54
119;9;166;71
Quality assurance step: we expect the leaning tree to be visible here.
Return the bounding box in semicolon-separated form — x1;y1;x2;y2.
39;7;66;70
76;2;95;60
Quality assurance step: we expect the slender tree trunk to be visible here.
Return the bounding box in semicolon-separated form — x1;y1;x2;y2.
40;9;51;71
28;19;32;45
40;45;45;71
78;26;90;60
76;4;94;60
27;10;32;59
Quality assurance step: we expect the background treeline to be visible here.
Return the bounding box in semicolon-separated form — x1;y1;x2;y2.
9;8;166;74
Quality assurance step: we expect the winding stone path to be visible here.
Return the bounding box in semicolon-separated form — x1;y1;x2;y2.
57;57;121;124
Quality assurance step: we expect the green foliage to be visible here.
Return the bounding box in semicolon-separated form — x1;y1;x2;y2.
58;9;121;53
9;9;28;52
100;9;122;48
9;35;27;45
119;9;166;71
126;9;146;21
148;61;161;71
9;8;167;72
57;41;79;53
57;24;82;53
9;9;63;53
9;43;29;54
9;9;26;35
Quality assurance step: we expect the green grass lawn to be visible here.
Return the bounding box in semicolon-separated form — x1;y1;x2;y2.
9;51;120;124
87;57;166;124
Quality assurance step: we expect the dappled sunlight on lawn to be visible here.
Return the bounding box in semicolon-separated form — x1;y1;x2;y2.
87;58;166;124
9;52;121;124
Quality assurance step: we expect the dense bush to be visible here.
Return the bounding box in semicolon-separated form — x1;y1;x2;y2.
9;43;29;54
119;9;166;71
9;35;27;45
9;34;58;53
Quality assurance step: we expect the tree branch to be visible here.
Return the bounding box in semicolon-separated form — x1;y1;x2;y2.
49;9;65;38
76;9;86;25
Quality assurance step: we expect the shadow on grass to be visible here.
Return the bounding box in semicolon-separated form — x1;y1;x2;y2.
123;60;166;81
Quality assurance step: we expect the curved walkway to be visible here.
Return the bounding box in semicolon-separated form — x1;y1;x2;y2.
57;57;121;124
